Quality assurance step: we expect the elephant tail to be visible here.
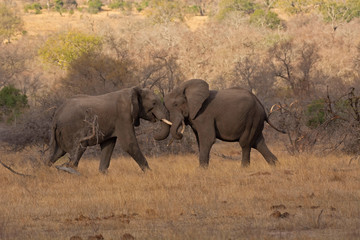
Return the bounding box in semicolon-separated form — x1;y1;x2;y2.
265;117;287;134
49;123;57;150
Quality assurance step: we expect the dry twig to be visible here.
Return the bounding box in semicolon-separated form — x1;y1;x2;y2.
0;160;34;178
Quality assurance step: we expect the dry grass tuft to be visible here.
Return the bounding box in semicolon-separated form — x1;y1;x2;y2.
0;145;359;239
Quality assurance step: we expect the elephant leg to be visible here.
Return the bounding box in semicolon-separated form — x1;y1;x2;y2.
48;145;66;166
197;127;216;168
240;146;251;167
191;128;200;151
99;137;117;173
117;130;150;172
68;144;87;168
254;134;277;166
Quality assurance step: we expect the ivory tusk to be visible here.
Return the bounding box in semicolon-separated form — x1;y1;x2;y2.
161;119;173;126
167;138;174;147
180;120;185;134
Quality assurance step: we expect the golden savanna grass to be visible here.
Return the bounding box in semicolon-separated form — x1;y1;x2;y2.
1;144;359;240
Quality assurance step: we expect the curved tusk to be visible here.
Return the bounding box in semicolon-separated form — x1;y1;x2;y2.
167;138;174;147
161;119;173;126
180;120;185;134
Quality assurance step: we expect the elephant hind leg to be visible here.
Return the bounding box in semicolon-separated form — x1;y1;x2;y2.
48;144;66;166
239;121;255;167
99;137;117;173
68;144;87;168
254;134;277;166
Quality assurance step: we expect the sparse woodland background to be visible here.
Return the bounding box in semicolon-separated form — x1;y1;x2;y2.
0;0;359;158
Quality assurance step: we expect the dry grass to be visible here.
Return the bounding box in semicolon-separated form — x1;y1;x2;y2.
0;144;359;240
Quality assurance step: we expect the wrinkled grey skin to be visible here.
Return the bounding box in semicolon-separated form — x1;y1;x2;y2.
48;87;170;173
164;79;284;168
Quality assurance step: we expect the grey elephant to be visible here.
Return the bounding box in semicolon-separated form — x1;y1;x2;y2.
164;79;285;167
48;87;171;173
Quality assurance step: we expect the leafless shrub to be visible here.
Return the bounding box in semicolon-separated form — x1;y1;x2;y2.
139;50;184;95
269;39;320;98
0;38;36;88
60;52;136;96
272;87;360;155
230;54;277;101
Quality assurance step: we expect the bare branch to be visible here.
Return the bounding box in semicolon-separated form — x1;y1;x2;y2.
0;160;34;178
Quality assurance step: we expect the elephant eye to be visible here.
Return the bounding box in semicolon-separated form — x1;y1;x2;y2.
173;102;178;107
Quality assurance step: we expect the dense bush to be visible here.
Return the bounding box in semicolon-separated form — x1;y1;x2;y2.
250;9;281;29
305;99;326;128
87;0;103;13
217;0;256;19
24;3;42;14
0;85;28;124
38;31;102;69
108;0;125;9
54;0;64;15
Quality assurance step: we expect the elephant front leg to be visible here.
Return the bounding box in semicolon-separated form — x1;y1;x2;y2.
117;131;150;172
126;143;150;172
240;146;251;167
197;127;216;168
99;137;117;173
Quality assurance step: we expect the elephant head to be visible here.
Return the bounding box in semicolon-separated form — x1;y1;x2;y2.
131;87;170;141
164;79;209;140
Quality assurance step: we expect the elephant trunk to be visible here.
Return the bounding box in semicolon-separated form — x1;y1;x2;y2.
170;115;184;140
153;105;171;141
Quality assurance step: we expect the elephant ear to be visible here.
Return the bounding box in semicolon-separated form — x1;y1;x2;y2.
182;79;209;120
131;87;141;126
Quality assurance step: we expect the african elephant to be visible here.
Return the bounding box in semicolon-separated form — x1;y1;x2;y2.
164;79;285;167
47;87;171;173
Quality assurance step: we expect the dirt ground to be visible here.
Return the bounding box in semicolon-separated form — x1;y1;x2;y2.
1;143;359;240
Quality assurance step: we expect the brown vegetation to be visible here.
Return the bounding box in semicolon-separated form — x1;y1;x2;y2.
0;146;359;239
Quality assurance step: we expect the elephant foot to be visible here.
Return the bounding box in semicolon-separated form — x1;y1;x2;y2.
99;168;109;174
141;166;151;173
241;161;250;167
199;163;209;169
268;159;278;166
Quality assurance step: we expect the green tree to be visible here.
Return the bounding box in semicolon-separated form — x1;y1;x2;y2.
217;0;256;20
38;31;102;69
305;99;326;128
276;0;314;15
55;0;64;15
88;0;103;14
0;85;28;124
109;0;125;9
0;4;23;43
250;8;281;29
24;3;42;14
319;0;360;31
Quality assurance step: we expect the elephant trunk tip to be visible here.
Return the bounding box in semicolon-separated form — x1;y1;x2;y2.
153;120;171;141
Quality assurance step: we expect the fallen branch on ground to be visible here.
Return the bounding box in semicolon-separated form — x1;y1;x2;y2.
0;160;35;178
